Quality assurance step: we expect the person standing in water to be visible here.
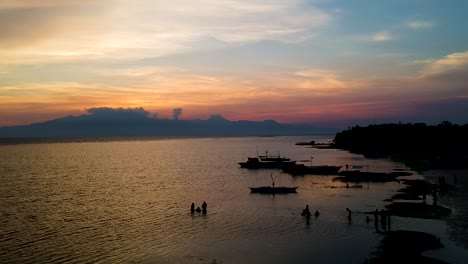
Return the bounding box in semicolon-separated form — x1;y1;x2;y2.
190;202;195;214
202;201;207;214
302;205;311;217
374;209;379;231
380;209;387;230
387;211;391;231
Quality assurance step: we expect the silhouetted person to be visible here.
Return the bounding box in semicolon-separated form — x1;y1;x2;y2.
422;192;426;204
346;183;349;188
433;187;438;206
202;201;207;214
439;176;446;186
374;209;379;231
387;211;391;231
346;208;352;222
302;205;311;217
190;202;195;213
380;209;387;230
366;216;371;224
195;206;201;213
314;210;320;217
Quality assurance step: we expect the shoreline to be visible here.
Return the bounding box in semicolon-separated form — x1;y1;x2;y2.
367;169;468;263
423;169;468;186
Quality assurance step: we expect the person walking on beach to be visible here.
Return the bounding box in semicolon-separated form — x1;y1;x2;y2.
202;201;207;214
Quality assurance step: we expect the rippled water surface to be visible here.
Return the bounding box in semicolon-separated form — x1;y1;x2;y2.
1;136;467;263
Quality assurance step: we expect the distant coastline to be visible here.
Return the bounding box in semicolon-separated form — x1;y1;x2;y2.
332;122;468;171
0;107;338;138
0;134;336;145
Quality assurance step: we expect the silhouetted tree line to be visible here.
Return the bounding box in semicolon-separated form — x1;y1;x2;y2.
333;122;468;170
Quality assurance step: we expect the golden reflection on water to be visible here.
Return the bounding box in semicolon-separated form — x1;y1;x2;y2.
0;136;453;263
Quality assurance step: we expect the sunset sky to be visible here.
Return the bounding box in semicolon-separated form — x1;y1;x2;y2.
1;0;467;128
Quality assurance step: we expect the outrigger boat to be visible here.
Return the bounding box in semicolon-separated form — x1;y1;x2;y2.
249;186;298;194
336;170;400;182
282;164;342;175
281;156;341;175
258;150;290;161
239;150;296;169
249;173;298;194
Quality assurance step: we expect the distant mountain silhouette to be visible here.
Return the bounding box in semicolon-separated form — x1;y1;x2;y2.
0;107;337;138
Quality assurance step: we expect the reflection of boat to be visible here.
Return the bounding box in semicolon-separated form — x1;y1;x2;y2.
239;150;295;169
282;164;342;175
249;173;298;194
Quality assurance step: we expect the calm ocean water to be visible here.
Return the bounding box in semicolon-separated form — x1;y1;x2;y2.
1;136;467;263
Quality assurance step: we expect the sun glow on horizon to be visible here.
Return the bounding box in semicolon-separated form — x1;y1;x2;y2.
1;0;468;128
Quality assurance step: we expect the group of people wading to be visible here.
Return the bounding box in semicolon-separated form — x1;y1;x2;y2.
300;204;392;231
301;205;320;225
346;207;392;231
190;201;207;214
370;209;392;231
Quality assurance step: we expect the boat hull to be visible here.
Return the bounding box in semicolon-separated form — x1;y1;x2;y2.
239;158;296;169
335;170;400;182
282;164;342;175
249;186;298;194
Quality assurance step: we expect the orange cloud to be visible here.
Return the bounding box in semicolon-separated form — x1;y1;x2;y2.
2;50;468;127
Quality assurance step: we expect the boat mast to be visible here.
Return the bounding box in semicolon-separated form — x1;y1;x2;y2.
270;172;276;188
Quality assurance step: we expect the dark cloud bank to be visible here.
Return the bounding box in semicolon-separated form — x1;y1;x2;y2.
0;107;337;138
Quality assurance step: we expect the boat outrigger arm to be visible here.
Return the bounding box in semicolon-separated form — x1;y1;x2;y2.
270;172;277;188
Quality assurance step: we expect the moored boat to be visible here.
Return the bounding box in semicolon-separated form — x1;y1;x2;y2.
249;173;298;194
295;140;315;146
282;163;342;175
335;170;400;182
239;150;295;169
239;157;296;169
257;150;290;161
249;186;298;194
